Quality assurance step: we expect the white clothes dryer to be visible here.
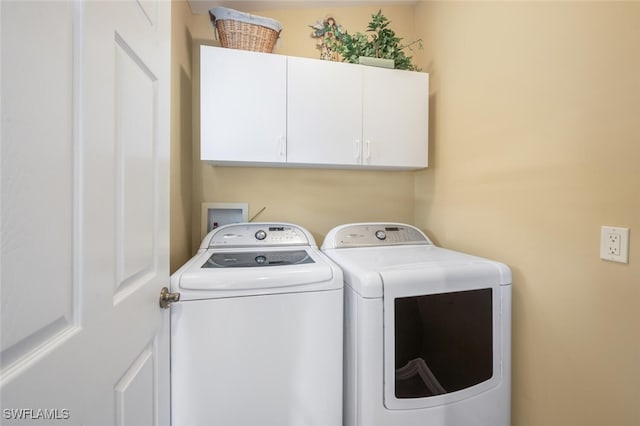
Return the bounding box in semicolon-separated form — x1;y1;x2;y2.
321;223;511;426
170;223;343;426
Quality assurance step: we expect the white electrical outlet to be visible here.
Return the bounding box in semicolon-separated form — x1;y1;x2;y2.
600;226;630;263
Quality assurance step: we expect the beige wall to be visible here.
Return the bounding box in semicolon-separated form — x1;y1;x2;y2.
187;5;419;249
414;2;640;425
170;0;195;272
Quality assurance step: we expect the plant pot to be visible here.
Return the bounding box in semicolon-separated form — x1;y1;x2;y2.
358;56;394;69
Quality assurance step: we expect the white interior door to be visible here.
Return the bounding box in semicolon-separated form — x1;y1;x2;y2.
1;1;170;424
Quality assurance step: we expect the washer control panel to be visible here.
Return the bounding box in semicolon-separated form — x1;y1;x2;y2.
324;223;432;249
207;223;313;248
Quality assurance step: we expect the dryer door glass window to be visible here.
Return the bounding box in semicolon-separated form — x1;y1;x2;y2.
394;288;493;398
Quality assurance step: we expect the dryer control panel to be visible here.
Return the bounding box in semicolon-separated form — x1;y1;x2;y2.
322;223;433;249
205;223;314;248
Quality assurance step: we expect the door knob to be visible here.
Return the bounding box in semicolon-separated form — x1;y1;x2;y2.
159;287;180;309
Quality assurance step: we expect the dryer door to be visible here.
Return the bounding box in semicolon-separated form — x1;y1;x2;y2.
381;263;504;410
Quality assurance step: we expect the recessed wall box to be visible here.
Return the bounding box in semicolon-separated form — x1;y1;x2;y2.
201;202;248;238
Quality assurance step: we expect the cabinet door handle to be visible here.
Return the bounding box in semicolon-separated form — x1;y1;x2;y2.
364;140;371;163
279;136;286;159
355;140;361;162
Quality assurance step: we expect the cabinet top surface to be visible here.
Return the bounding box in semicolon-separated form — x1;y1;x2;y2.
201;45;428;76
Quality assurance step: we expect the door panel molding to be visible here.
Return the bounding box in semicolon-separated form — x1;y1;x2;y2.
0;1;82;380
115;343;156;426
113;32;159;302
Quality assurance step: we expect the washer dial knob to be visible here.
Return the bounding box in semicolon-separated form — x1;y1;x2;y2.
255;230;267;241
375;230;387;240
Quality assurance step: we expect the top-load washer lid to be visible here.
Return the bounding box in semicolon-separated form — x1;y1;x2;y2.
171;223;343;300
321;223;511;299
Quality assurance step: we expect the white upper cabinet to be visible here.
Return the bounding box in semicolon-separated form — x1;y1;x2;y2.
287;56;363;166
200;46;429;170
200;46;287;164
362;66;429;168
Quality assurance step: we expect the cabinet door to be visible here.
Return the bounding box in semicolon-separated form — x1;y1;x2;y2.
287;57;363;166
362;67;429;168
200;46;286;164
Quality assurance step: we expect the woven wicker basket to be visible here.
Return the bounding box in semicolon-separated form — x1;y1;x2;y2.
209;7;282;53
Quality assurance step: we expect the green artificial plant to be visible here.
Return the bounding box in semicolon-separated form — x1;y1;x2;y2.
326;10;422;71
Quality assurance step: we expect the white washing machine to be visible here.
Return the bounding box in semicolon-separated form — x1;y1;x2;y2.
170;223;343;425
321;223;511;426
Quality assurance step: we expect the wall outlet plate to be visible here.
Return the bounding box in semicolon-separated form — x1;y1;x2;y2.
600;226;630;263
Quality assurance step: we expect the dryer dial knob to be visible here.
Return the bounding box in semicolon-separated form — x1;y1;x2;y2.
255;230;267;240
375;230;387;240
